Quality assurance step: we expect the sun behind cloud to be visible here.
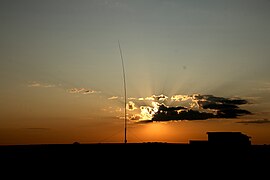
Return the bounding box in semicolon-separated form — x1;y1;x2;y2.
110;93;252;122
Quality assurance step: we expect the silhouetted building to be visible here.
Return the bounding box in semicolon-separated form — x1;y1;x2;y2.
207;132;251;147
189;131;251;148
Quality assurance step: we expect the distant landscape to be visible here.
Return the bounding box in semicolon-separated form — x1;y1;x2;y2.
1;133;270;164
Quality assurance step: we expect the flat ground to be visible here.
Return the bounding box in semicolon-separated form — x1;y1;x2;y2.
1;143;269;163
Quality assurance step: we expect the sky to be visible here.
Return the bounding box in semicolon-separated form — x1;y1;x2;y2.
1;0;270;145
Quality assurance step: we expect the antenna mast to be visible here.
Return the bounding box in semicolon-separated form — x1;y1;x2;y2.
118;40;127;144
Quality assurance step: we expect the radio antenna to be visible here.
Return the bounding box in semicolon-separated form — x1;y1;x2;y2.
118;40;127;144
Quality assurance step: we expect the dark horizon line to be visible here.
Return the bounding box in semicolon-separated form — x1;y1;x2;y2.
1;142;270;146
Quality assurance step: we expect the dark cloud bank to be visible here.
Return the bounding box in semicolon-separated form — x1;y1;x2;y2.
237;119;270;124
152;94;251;121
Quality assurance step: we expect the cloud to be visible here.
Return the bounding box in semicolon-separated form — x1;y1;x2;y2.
135;120;153;124
130;114;142;120
29;82;102;97
191;94;251;119
108;96;119;100
128;97;137;100
83;90;100;94
122;93;251;122
237;119;270;124
145;94;168;101
127;101;137;111
171;95;192;101
68;88;101;95
152;103;214;121
28;82;56;88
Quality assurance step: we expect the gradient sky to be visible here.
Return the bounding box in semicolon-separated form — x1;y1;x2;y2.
1;0;270;145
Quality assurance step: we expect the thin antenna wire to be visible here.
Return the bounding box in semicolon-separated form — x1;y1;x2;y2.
118;40;127;144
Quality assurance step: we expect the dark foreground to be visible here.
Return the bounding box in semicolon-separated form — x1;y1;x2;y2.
1;143;270;175
1;143;269;162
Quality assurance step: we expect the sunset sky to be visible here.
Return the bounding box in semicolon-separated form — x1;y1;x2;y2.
1;0;270;145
